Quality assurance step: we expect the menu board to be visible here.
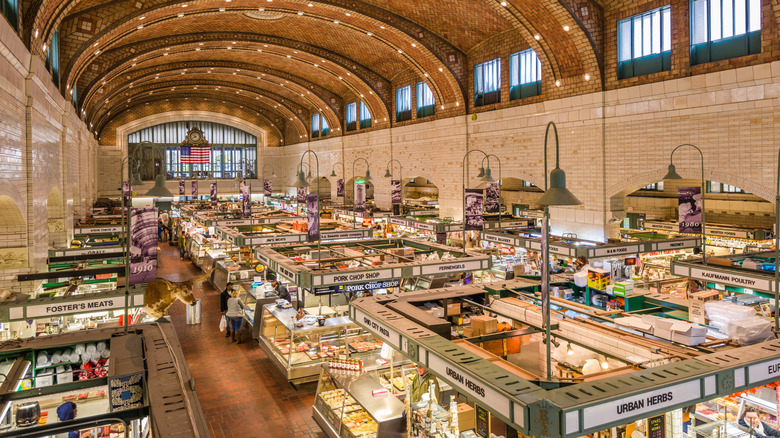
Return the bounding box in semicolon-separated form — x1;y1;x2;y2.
476;404;490;438
647;414;665;438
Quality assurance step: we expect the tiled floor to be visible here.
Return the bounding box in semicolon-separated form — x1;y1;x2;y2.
158;244;327;438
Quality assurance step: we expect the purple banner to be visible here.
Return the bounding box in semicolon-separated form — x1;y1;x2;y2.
210;183;217;206
241;181;250;217
485;182;500;214
297;187;307;203
179;180;185;196
122;182;130;214
464;188;484;231
678;186;702;234
337;179;345;197
129;207;158;285
191;181;198;198
307;193;319;242
354;183;366;212
391;180;401;204
263;179;272;196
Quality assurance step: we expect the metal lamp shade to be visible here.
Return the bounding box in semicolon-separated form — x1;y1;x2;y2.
480;167;496;182
330;169;337;177
292;171;310;188
384;169;392;178
476;167;485;178
663;163;683;180
538;168;581;206
271;170;277;177
130;173;143;186
145;175;174;197
364;169;373;181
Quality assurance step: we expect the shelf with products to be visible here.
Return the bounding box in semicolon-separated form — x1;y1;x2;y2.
258;303;384;384
313;364;405;438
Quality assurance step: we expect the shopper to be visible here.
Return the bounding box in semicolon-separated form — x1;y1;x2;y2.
178;231;187;259
157;218;163;242
225;288;244;343
56;401;80;438
739;407;780;437
220;282;233;338
271;280;291;302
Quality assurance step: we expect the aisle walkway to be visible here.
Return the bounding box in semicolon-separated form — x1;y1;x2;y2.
158;244;327;438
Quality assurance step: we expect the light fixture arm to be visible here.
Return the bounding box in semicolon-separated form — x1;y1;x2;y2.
668;143;707;264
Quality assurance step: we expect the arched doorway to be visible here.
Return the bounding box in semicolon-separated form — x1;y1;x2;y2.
47;188;67;248
309;177;332;201
403;177;439;205
0;195;28;271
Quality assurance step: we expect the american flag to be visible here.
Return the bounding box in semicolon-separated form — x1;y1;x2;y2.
180;144;210;164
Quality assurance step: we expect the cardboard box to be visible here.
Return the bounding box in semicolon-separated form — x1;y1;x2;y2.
457;403;475;431
471;315;498;336
654;328;672;340
461;326;473;338
446;302;461;316
587;268;610;290
689;289;720;302
671;332;706;346
670;322;707;337
654;318;676;332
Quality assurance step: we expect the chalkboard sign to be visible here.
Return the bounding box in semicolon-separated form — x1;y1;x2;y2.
647;414;665;438
476;404;490;438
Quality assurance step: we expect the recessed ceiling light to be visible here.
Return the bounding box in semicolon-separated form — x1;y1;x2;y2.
555;79;562;87
139;16;146;20
178;13;184;17
380;25;385;29
227;46;232;49
298;11;303;15
411;43;416;47
199;43;204;46
94;50;100;55
438;67;443;72
137;25;143;29
181;4;187;7
257;49;262;52
219;7;225;11
334;20;339;24
534;34;541;40
195;48;200;51
314;64;318;67
367;32;373;36
584;73;591;81
500;1;507;5
398;49;403;53
286;54;291;57
563;25;570;31
232;41;236;44
34;29;39;38
42;43;48;51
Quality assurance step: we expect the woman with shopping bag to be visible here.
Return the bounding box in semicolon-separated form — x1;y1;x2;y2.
225;289;244;343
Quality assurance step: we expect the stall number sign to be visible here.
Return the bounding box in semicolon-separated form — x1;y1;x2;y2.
320;269;393;285
421;260;483;275
25;296;134;318
581;379;700;430
690;267;771;291
426;353;511;418
354;308;399;349
590;245;639;258
748;358;780;384
656;240;697;251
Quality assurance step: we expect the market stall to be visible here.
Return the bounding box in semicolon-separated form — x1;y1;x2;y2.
640;220;773;255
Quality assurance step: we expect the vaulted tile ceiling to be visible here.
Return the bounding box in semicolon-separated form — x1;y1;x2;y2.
22;0;604;145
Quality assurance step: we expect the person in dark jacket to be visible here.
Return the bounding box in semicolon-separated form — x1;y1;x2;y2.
739;407;780;438
220;283;234;338
271;280;290;302
56;401;80;438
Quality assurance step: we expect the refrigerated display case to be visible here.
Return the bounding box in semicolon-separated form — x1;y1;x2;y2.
258;304;383;384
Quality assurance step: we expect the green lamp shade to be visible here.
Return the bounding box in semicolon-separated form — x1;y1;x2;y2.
480;167;496;182
330;169;337;177
131;173;143;186
271;170;277;177
364;169;373;181
383;169;392;178
292;170;310;188
538;168;581;206
476;167;485;178
663;163;683;180
145;175;174;197
354;178;366;184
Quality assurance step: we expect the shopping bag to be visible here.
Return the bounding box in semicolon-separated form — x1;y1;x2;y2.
219;315;227;332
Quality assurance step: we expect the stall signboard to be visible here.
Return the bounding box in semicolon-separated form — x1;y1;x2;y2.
410;221;436;232
354;182;366;212
581;379;701;430
678;187;702;234
655;239;699;251
747;357;780;384
241;181;250;217
464;189;484;230
481;232;520;247
129;207;158;285
485;182;500;214
337;179;345;197
353;308;401;349
314;279;400;295
264;179;272;196
644;221;676;232
192;181;198;197
179;180;185;196
75;226;123;235
687;266;772;292
23;294;144;318
321;230;369;241
589;244;639;258
249;234;302;245
49;247;123;257
317;269;394;286
389;218;409;227
476;404;491;438
210;183;217;205
307;193;319;242
420;259;484;275
425;351;512;419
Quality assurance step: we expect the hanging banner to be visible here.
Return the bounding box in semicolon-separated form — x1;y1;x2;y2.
129;207;158;285
297;186;307;203
678;186;702;234
391;180;401;204
354;183;366;212
464;189;484;230
191;181;198;198
263;179;272;196
122;182;130;214
210;183;217;206
337;179;345;197
178;180;185;196
307;193;319;242
485;182;500;214
241;181;250;218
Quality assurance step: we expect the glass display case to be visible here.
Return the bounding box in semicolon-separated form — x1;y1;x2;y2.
212;258;253;292
313;366;405;438
189;236;232;268
258;304;383;384
236;281;288;339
